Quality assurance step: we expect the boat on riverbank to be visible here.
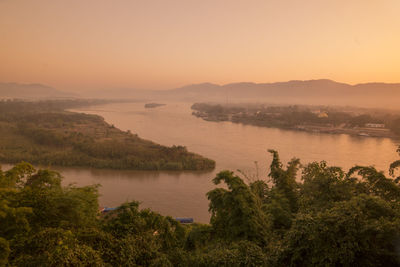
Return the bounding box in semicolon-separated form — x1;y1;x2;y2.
145;103;166;108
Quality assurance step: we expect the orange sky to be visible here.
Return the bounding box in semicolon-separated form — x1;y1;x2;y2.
1;0;399;91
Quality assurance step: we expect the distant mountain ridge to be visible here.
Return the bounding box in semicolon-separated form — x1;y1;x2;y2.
163;79;400;108
75;79;400;109
2;79;400;109
172;79;400;97
0;82;74;99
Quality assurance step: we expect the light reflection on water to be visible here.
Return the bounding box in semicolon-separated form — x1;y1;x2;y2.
3;102;399;223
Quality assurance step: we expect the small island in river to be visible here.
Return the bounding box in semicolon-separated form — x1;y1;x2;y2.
0;100;215;171
144;103;166;108
192;103;400;139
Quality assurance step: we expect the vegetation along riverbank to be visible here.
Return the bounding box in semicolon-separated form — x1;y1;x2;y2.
0;100;215;171
192;103;400;139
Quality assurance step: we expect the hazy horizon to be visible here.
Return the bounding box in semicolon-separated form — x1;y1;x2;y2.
3;78;400;94
1;0;400;92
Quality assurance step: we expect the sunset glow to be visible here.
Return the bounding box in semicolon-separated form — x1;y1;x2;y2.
1;0;399;90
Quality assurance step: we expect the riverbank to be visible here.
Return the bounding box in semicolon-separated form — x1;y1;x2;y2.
0;100;215;171
292;124;397;138
191;103;400;139
193;111;398;139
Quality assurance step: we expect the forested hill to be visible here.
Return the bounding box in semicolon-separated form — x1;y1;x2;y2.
172;80;400;107
5;80;400;109
171;79;400;99
0;82;75;99
0;100;215;171
84;79;400;109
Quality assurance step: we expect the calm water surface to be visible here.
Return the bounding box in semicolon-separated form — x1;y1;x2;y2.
16;102;400;223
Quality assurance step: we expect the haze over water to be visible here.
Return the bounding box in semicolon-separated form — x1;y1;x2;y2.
50;102;400;223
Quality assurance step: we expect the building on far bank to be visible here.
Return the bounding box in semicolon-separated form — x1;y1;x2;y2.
312;110;329;118
317;111;329;118
365;123;385;128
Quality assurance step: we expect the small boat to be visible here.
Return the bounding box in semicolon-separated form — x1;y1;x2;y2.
358;132;370;137
99;207;117;214
144;103;165;108
175;217;194;224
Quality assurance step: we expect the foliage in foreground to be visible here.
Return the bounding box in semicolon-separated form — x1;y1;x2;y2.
1;147;400;266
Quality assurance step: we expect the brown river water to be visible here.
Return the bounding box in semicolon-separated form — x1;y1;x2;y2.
4;102;400;223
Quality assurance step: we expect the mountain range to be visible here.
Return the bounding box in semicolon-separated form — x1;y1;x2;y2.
156;79;400;108
0;83;75;99
1;80;400;109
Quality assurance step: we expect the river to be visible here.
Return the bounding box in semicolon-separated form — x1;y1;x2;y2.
18;102;400;223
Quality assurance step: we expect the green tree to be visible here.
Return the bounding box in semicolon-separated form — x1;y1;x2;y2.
102;201;186;265
277;195;400;266
389;145;400;183
11;228;104;266
18;169;99;230
207;171;270;245
0;237;10;267
267;149;300;213
300;161;356;211
188;241;267;267
348;165;400;202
